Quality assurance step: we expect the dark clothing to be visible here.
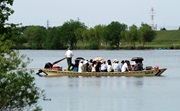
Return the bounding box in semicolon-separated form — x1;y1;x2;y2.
95;66;100;72
134;63;143;71
71;60;79;72
44;62;53;68
101;69;107;72
37;62;52;75
82;63;89;72
67;57;72;71
95;61;101;72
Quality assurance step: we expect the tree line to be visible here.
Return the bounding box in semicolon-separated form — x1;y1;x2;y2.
13;20;156;49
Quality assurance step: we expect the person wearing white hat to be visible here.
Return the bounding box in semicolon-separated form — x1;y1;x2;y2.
113;59;121;72
101;61;107;72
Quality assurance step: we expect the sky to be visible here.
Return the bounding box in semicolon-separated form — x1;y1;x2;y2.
8;0;180;30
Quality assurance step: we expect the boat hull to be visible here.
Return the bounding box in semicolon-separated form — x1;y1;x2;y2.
38;68;167;77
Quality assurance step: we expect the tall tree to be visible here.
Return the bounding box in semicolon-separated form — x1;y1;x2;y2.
126;25;138;47
74;27;87;48
44;27;66;49
87;28;101;49
0;0;44;110
93;25;106;47
106;21;127;49
22;26;47;49
139;23;157;47
60;19;87;49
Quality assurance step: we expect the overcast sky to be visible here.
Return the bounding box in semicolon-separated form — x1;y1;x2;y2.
8;0;180;30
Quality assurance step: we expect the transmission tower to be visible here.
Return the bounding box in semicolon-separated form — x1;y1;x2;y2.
47;20;49;29
150;7;156;30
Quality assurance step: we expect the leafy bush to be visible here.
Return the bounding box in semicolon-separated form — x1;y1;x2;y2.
0;37;45;111
0;0;45;110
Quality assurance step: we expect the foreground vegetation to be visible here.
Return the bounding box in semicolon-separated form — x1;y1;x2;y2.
0;0;44;110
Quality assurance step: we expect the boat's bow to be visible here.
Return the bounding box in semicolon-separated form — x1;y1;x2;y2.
154;68;167;76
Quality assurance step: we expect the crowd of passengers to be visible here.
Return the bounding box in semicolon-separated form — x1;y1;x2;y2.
70;59;143;72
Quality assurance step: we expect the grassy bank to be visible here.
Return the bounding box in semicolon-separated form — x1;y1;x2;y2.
117;30;180;50
76;30;180;50
147;30;180;49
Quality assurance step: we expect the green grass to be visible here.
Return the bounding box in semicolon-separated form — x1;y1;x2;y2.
147;30;180;49
76;30;180;49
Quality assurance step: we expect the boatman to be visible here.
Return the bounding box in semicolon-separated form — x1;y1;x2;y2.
65;47;74;71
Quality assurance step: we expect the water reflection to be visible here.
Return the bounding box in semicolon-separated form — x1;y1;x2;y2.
39;76;147;111
66;76;145;89
52;76;146;111
37;73;174;111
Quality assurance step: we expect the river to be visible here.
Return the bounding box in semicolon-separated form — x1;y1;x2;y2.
20;50;180;111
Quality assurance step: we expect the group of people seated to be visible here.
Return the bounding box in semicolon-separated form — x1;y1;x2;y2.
69;58;143;72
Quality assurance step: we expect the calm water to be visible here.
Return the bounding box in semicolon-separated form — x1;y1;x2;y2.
20;50;180;111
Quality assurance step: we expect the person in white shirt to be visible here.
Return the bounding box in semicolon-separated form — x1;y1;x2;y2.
107;59;113;72
91;61;97;72
65;47;73;70
121;60;130;72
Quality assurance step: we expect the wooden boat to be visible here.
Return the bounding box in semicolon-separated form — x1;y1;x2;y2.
37;57;167;77
37;68;167;77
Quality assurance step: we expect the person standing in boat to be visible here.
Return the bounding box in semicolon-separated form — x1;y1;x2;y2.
65;47;74;71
